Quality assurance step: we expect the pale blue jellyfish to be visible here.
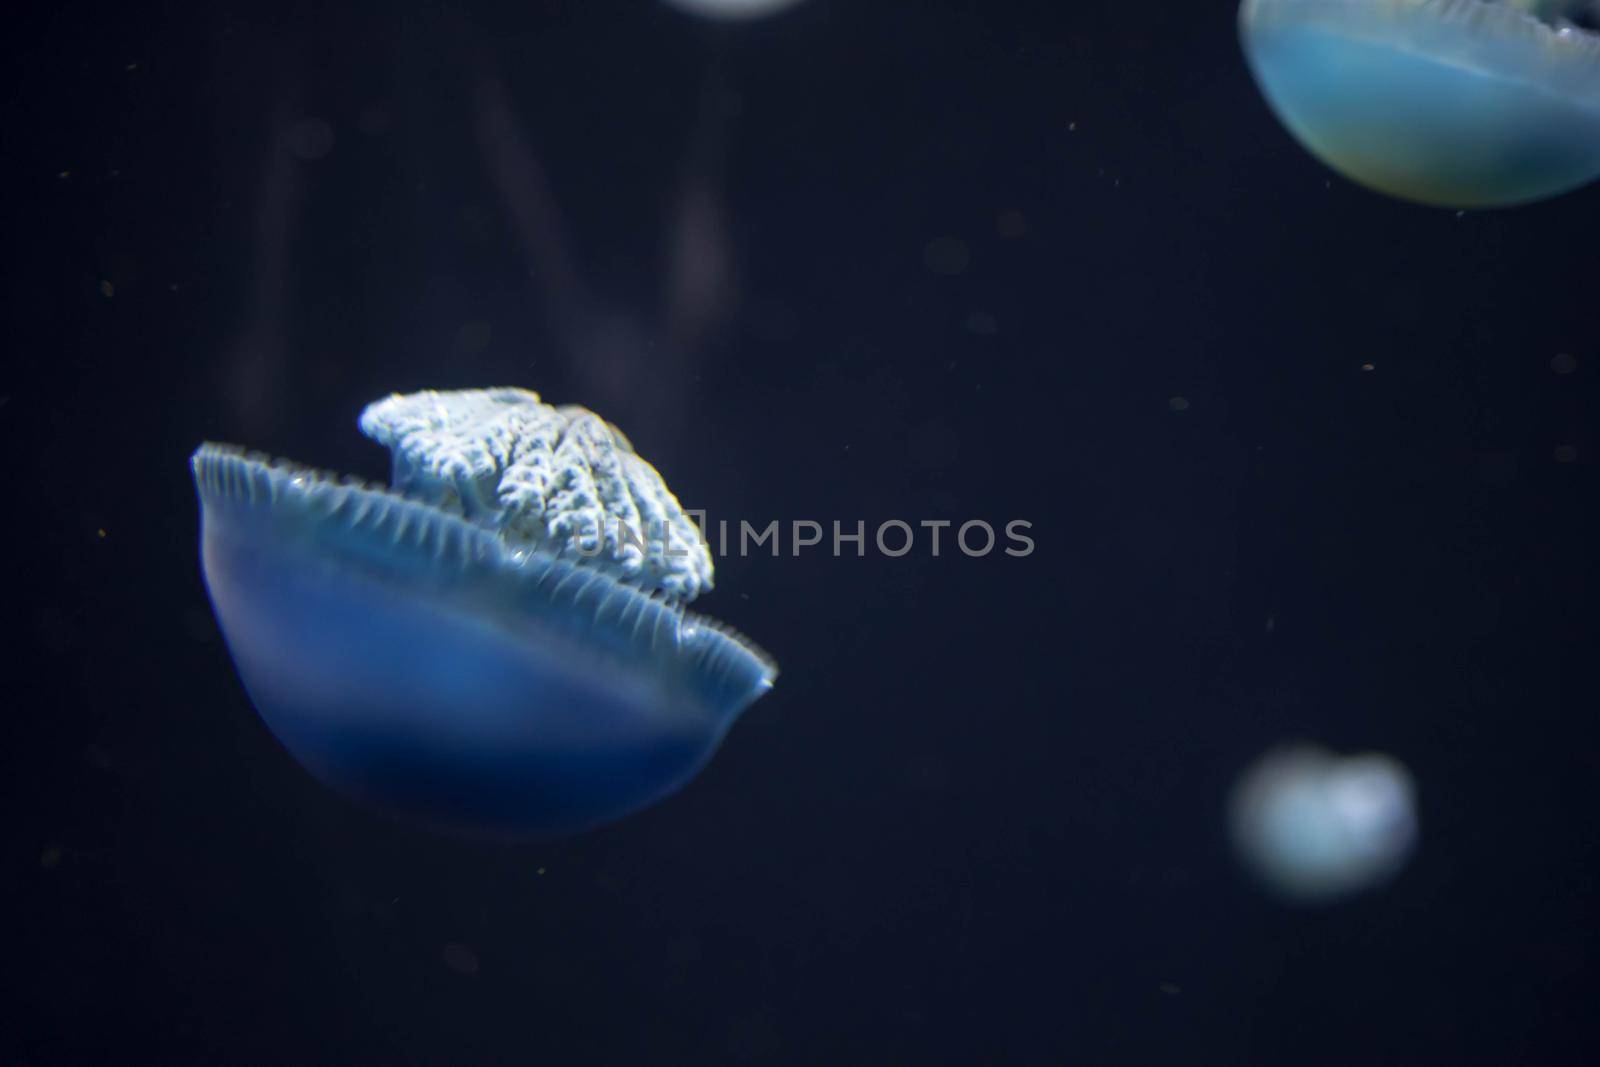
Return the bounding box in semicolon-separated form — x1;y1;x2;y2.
192;388;776;839
1229;745;1418;901
1239;0;1600;206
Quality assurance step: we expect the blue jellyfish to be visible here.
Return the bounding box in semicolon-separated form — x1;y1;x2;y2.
192;388;776;839
1239;0;1600;207
1229;745;1418;902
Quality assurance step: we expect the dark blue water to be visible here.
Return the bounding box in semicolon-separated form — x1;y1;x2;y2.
11;1;1599;1062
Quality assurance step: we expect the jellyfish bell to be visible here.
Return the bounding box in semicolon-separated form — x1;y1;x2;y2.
1228;744;1418;902
192;388;776;839
1239;0;1600;207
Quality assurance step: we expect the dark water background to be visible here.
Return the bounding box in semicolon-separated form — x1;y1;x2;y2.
9;0;1600;1062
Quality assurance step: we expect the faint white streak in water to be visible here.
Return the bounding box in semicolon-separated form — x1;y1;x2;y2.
470;67;584;318
466;41;739;456
224;81;304;436
1229;745;1418;902
665;72;738;355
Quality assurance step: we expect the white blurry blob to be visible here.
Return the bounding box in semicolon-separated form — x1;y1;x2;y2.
1229;745;1417;902
662;0;806;20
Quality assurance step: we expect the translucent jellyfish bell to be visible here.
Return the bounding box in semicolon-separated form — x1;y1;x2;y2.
193;388;776;839
1229;745;1418;901
1239;0;1600;207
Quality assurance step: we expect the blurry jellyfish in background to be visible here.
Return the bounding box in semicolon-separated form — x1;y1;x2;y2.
662;0;807;21
1239;0;1600;207
1229;745;1418;902
192;388;776;839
